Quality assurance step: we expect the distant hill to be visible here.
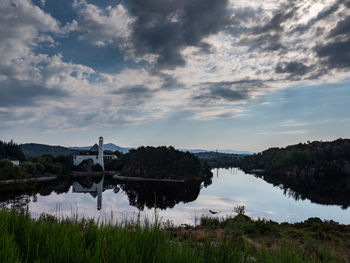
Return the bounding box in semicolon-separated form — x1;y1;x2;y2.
69;144;253;155
180;149;253;155
20;142;252;160
20;143;78;158
69;143;131;153
194;151;246;168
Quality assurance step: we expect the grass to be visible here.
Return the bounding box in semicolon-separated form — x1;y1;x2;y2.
0;209;348;262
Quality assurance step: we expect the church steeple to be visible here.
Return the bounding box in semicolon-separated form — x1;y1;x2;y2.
99;136;104;170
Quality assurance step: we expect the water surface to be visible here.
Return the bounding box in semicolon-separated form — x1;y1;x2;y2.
2;168;350;225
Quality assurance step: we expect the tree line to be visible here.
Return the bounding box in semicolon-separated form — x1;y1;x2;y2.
115;146;212;180
0;140;25;161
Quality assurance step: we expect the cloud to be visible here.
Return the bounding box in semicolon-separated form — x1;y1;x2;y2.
0;0;78;108
73;0;134;47
189;106;246;121
291;2;341;34
192;80;264;104
230;0;350;80
315;38;350;69
328;15;350;37
280;120;307;127
110;85;156;106
258;130;308;135
315;15;350;69
127;0;230;69
0;78;68;107
275;62;311;77
1;0;350;130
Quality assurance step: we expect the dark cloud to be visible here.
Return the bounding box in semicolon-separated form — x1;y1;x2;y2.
150;71;184;90
345;0;350;8
111;85;153;96
240;33;284;52
238;0;350;77
315;38;350;69
225;6;263;35
195;87;249;101
0;79;68;107
111;85;155;105
237;2;297;52
256;9;294;33
193;80;263;103
328;15;350;37
275;62;311;77
0;110;34;128
315;14;350;69
128;0;230;69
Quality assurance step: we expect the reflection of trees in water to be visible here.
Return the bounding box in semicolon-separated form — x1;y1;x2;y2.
0;179;71;210
0;175;213;212
0;194;31;210
119;180;204;210
256;173;350;209
279;186;304;201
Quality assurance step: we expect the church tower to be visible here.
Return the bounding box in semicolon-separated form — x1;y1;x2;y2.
99;136;104;170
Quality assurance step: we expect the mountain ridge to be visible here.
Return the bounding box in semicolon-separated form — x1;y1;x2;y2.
21;142;252;158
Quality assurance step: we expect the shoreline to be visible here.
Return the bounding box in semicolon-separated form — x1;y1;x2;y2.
0;170;116;185
0;171;187;185
112;174;185;183
0;176;58;185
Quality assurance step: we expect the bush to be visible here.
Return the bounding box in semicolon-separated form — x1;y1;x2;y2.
45;163;63;174
20;162;37;175
234;205;246;215
35;162;45;173
40;154;54;164
77;159;94;172
0;159;13;169
54;155;73;173
105;158;123;171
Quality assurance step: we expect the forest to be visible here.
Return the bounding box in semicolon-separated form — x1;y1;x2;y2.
120;146;212;181
239;138;350;177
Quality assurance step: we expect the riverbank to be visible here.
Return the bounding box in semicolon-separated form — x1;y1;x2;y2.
0;171;116;185
0;209;347;262
113;174;185;183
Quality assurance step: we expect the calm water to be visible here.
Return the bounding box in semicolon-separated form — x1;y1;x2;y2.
3;168;350;225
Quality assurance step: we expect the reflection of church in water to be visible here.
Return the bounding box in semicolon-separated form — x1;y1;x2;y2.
72;177;105;210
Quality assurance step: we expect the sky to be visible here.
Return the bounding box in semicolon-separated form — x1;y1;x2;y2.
0;0;350;152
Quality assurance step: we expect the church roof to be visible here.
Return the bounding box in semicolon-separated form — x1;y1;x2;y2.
90;143;99;152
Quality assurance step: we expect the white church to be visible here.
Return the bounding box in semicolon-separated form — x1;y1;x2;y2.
73;136;117;170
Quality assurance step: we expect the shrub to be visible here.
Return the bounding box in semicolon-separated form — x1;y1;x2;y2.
35;162;45;173
78;159;94;172
20;162;37;175
0;159;13;169
45;163;63;174
234;205;246;215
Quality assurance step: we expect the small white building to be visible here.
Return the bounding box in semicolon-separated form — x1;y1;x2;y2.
73;137;117;170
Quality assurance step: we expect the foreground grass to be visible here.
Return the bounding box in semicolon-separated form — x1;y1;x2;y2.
0;210;348;262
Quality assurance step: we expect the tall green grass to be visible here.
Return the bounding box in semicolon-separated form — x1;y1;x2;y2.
0;209;341;263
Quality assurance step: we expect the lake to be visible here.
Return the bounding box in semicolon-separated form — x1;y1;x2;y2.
1;168;350;225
